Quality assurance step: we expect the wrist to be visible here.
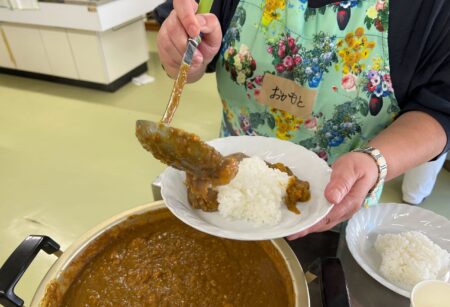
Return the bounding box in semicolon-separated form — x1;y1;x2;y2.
353;146;387;192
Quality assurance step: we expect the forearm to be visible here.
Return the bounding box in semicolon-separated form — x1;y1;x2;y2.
369;111;447;181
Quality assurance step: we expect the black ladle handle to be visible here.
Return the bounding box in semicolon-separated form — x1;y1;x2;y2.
308;257;351;307
0;235;60;307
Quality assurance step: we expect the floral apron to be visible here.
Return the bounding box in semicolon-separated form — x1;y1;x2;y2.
216;0;399;205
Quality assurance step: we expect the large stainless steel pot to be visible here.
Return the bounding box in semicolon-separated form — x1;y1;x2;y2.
0;201;349;307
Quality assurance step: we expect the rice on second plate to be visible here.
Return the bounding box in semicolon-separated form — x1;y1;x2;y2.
375;231;450;289
216;156;290;225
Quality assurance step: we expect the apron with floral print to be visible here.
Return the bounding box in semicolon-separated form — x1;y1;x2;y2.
215;0;398;205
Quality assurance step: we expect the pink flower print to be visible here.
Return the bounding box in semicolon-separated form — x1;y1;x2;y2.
255;75;264;85
371;75;381;86
367;82;377;92
341;73;357;91
283;56;294;71
294;54;302;65
383;73;393;91
278;44;286;58
247;81;254;89
267;46;273;54
291;46;299;54
276;63;286;73
304;117;318;129
288;37;296;48
254;89;261;96
251;59;256;70
376;0;385;11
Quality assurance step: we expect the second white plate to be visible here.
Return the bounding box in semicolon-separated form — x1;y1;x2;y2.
346;203;450;298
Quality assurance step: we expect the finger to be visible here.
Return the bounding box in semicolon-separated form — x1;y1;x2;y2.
173;0;200;37
165;11;189;58
191;14;221;65
197;14;222;47
324;162;358;204
157;26;183;70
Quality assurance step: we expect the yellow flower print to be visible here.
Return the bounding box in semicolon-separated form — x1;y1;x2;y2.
352;63;362;74
372;56;383;70
367;5;378;19
338;29;376;75
353;39;362;50
270;108;302;140
343;65;350;74
363;49;372;59
345;32;354;44
337;39;344;48
366;41;376;49
262;0;286;27
221;100;234;121
347;38;355;49
355;27;365;37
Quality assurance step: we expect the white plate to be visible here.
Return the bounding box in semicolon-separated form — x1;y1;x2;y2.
346;203;450;298
160;135;333;240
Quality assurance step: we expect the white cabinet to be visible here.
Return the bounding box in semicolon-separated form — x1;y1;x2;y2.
67;30;108;83
99;20;148;82
1;23;51;74
40;27;78;79
0;26;16;68
0;0;160;90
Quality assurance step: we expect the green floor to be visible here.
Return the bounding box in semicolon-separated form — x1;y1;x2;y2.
1;32;449;303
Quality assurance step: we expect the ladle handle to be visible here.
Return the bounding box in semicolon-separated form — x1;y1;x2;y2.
0;235;60;307
308;257;351;307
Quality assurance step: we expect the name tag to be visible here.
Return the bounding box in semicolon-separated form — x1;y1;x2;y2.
256;73;317;118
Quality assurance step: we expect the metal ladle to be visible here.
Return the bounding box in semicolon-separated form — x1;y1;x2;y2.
136;35;237;181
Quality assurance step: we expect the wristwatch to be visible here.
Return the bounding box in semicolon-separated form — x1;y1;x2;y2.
353;146;388;206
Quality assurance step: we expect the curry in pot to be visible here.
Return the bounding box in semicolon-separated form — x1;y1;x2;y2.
43;209;295;306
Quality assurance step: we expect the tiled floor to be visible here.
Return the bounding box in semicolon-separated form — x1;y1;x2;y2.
0;32;449;303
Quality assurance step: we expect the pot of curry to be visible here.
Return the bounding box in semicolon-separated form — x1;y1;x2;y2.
0;201;310;307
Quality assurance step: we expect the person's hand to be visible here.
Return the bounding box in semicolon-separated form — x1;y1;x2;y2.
287;151;379;240
157;0;222;82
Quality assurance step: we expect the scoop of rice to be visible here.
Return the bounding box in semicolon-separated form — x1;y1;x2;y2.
374;231;450;289
216;156;290;225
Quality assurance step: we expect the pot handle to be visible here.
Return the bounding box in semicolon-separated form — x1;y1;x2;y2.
0;235;61;307
307;257;351;307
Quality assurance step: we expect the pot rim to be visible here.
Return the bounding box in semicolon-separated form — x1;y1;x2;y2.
31;201;309;307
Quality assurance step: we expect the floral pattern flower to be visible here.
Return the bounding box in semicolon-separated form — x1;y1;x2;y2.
341;73;358;91
223;44;257;86
364;0;389;32
271;108;303;140
336;27;376;75
261;0;286;27
267;32;338;88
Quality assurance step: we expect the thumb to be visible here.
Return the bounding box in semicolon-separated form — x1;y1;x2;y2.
325;162;359;204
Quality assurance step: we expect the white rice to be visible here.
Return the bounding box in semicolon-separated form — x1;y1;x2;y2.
216;156;290;225
375;231;450;289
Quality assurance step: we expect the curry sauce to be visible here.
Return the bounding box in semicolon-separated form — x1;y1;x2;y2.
58;209;295;306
